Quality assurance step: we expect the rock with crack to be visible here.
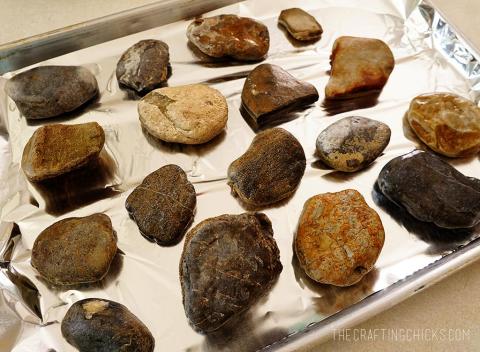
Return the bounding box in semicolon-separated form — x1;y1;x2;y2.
278;8;323;41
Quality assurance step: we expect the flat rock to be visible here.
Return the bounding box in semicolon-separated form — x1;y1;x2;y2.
62;298;154;352
21;122;105;182
180;212;282;333
377;150;480;229
187;14;269;61
407;93;480;157
138;84;228;144
116;39;170;93
125;164;196;245
228;128;306;208
5;65;98;119
325;36;394;99
31;214;117;286
278;8;323;41
295;189;385;287
316;116;391;172
241;63;319;123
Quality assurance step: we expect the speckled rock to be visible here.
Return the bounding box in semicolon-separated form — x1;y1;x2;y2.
316;116;391;172
116;39;170;93
325;36;394;99
227;128;306;208
31;214;117;286
125;165;196;245
187;15;269;61
21;122;105;182
295;190;385;287
377;150;480;228
278;8;323;41
407;93;480;157
138;84;228;144
241;63;319;123
180;212;282;333
5;65;98;119
62;298;154;352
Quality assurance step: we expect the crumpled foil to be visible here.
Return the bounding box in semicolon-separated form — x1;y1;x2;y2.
1;0;480;351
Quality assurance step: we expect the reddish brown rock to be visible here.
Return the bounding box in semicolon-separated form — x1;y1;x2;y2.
278;8;323;41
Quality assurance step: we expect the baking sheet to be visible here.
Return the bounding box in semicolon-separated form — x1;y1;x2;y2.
1;0;480;351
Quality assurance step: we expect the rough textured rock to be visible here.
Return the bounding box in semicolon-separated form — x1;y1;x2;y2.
377;150;480;229
116;39;170;93
180;212;282;333
227;128;306;208
187;15;269;61
31;214;117;286
241;63;319;122
125;164;196;245
5;65;98;119
62;298;154;352
325;36;394;99
295;190;385;287
21;122;105;182
278;8;323;41
138;84;228;144
316;116;391;172
407;93;480;157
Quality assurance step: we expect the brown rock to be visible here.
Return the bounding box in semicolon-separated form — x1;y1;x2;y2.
278;8;323;41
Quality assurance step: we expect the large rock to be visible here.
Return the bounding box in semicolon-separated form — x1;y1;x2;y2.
5;65;98;119
180;212;282;333
278;8;323;41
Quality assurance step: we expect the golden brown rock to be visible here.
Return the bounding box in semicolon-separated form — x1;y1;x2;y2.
278;8;323;41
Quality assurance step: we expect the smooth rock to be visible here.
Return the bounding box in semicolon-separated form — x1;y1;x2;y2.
377;150;480;228
31;214;117;286
125;164;196;245
278;8;323;41
316;116;391;172
407;92;480;157
62;298;154;352
295;189;385;287
227;128;306;208
325;36;394;99
5;65;98;119
180;212;282;333
187;14;269;61
21;122;105;182
138;84;228;144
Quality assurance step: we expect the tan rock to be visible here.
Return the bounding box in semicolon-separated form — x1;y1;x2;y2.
278;8;323;41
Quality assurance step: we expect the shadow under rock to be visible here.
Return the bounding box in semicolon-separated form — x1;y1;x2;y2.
276;23;321;48
322;90;380;116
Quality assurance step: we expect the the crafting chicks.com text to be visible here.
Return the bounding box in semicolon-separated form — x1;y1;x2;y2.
333;328;471;342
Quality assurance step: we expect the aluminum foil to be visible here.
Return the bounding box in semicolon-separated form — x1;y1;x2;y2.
1;0;480;351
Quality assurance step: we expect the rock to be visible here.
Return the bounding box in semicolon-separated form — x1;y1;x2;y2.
241;63;319;123
187;15;269;61
316;116;390;172
377;150;480;229
116;39;170;93
228;128;306;208
31;214;117;286
295;190;385;287
180;212;282;333
407;93;480;157
325;36;394;99
21;122;105;182
5;65;98;119
61;298;154;352
138;84;228;144
278;8;323;41
125;164;196;245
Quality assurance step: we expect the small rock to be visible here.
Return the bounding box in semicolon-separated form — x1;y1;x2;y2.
138;84;228;144
187;14;269;61
21;122;105;182
407;93;480;157
31;214;117;286
295;189;385;287
316;116;391;172
5;65;98;119
228;128;306;208
180;212;282;333
61;298;154;352
377;150;480;228
278;8;323;41
241;63;319;123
